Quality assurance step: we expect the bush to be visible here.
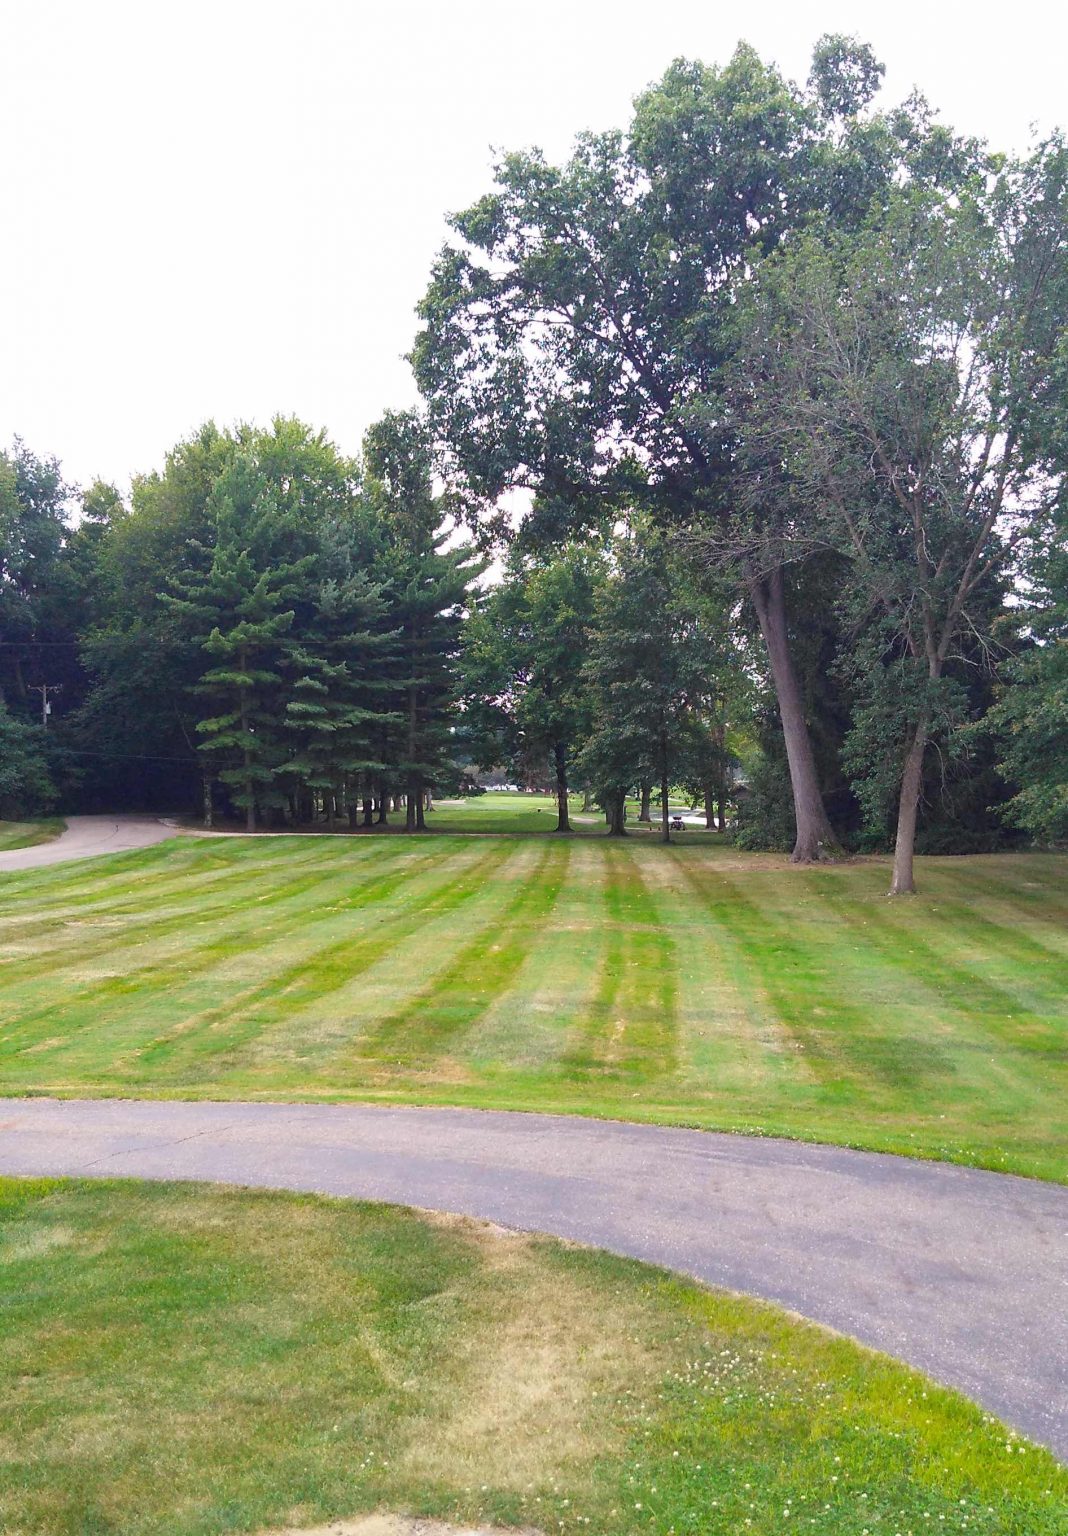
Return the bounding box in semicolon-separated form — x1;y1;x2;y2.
732;754;795;852
0;705;57;819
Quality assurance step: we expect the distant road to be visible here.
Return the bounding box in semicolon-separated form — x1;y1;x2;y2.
0;815;178;872
0;1098;1064;1458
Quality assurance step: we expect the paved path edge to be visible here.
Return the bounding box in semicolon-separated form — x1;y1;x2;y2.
0;1096;1064;1460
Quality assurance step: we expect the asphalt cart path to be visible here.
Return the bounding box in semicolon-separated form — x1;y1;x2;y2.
0;1097;1064;1458
0;815;178;872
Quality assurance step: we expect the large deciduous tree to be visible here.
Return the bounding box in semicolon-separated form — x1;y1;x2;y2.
412;35;972;861
737;138;1068;891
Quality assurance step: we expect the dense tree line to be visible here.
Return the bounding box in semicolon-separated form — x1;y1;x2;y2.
1;35;1065;890
0;416;478;830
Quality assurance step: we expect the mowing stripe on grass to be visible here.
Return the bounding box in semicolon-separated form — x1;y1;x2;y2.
641;849;799;1095
797;869;1067;1073
120;841;491;1079
0;842;441;1053
355;840;568;1068
561;844;679;1081
462;839;612;1071
0;841;487;1089
144;840;523;1087
674;859;954;1094
0;838;374;984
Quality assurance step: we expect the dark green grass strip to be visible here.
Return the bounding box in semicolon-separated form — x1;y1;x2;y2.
357;841;571;1066
671;857;956;1094
561;845;679;1081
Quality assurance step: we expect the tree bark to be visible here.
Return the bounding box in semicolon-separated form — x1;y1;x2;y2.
554;740;571;832
406;774;419;831
748;567;839;862
607;787;627;836
376;782;389;826
638;781;652;822
889;719;927;896
361;796;373;828
704;786;715;830
660;765;670;843
202;774;214;829
582;786;594;812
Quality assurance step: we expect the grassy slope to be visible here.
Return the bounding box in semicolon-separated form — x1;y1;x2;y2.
0;832;1064;1180
2;1177;1063;1536
0;818;64;852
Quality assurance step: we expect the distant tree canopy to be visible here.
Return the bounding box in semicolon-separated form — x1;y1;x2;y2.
2;34;1065;889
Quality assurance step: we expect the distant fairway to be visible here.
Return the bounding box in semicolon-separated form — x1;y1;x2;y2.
0;827;1065;1180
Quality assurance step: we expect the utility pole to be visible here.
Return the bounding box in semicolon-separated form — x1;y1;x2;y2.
36;683;61;726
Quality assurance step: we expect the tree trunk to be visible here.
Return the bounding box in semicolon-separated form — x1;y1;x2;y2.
202;774;214;829
554;740;571;833
889;719;927;896
376;782;389;826
361;796;373;828
716;791;726;832
638;781;652;822
749;567;839;862
406;775;419;831
607;787;627;836
704;786;714;830
582;786;593;812
238;664;255;832
660;766;670;843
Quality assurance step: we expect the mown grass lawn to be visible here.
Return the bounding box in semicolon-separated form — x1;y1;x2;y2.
1;1176;1063;1536
0;831;1064;1180
0;818;64;852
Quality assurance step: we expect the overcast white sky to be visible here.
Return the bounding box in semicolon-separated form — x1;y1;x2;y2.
3;0;1065;491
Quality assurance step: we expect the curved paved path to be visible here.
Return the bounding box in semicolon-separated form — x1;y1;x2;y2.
1;1098;1064;1458
0;814;178;872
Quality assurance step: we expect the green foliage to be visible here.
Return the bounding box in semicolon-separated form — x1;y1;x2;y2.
732;748;796;853
986;508;1068;842
0;704;56;818
808;33;885;121
462;541;604;819
365;410;481;826
579;528;723;835
731;134;1068;883
164;455;310;825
